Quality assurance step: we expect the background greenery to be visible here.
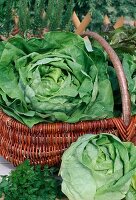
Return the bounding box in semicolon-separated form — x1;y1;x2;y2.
75;0;136;30
0;0;135;35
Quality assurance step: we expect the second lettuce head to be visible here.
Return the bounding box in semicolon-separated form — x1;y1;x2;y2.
60;133;136;200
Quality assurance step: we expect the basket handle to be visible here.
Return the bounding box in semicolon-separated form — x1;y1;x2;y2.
82;31;131;126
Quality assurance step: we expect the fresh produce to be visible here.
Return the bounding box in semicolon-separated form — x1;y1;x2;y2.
0;31;114;127
103;27;136;117
103;27;136;56
107;53;136;117
90;27;136;117
59;133;136;200
0;160;64;200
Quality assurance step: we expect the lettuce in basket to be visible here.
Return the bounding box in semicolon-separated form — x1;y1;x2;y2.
59;133;136;200
0;32;113;127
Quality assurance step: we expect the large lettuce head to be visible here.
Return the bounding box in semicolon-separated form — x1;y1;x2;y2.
0;32;113;127
60;133;136;200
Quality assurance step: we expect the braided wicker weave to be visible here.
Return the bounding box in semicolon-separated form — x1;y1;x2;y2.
0;31;135;166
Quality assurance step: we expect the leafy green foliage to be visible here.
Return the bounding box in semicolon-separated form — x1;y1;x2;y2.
60;133;136;200
46;0;65;31
0;0;135;34
46;0;75;31
61;0;74;31
33;0;46;33
2;0;13;36
0;0;74;35
18;0;30;33
0;160;64;200
74;0;136;31
101;27;136;117
0;0;13;35
102;27;136;56
0;32;114;127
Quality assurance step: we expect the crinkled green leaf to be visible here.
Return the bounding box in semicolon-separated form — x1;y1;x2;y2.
0;32;114;127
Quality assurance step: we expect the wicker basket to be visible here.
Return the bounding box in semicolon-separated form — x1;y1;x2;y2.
0;31;136;166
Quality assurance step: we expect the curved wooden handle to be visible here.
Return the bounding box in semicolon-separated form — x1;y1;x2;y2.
82;31;131;126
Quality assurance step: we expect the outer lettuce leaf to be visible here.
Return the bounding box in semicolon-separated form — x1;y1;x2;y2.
0;32;114;127
60;134;136;200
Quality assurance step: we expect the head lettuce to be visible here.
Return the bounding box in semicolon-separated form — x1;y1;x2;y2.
60;134;136;200
0;32;113;127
